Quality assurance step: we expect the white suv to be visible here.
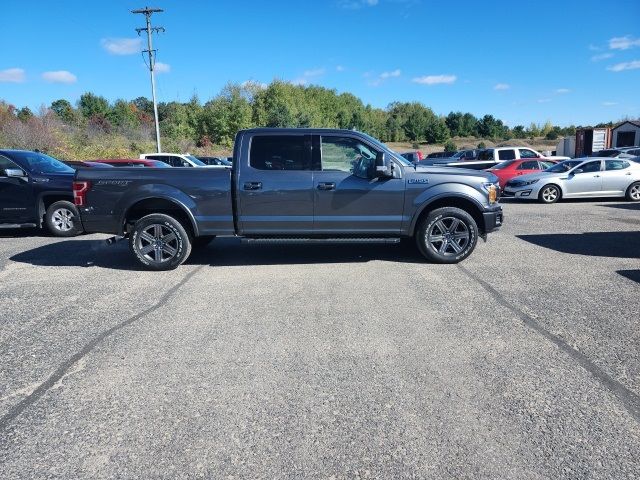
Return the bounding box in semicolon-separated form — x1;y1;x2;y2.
140;153;229;168
478;147;570;162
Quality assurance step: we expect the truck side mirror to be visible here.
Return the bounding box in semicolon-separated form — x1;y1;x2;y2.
3;168;27;179
375;152;393;178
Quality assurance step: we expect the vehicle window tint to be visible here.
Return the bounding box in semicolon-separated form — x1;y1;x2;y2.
497;149;516;161
518;160;540;170
493;160;516;170
605;160;630;171
541;161;554;169
250;136;309;171
0;155;20;173
577;161;601;173
519;149;538;159
477;150;494;160
320;136;378;174
145;155;162;161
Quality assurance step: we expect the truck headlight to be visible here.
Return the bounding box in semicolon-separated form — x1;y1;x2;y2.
483;183;498;203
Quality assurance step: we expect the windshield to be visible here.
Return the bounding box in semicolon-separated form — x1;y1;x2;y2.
9;151;74;174
545;160;583;173
492;160;516;170
595;150;620;157
185;154;207;166
451;151;464;158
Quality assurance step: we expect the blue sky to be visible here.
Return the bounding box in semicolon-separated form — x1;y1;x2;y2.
1;0;639;127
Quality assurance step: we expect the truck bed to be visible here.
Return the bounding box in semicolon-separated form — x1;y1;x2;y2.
75;167;235;237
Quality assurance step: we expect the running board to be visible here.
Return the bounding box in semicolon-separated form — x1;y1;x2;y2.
242;237;401;245
0;223;37;229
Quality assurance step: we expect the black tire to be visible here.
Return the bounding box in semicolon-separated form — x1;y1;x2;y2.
129;213;192;271
192;235;216;248
416;207;478;264
45;200;82;237
538;184;561;204
626;182;640;202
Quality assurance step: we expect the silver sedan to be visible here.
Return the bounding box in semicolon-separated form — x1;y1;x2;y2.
503;158;640;203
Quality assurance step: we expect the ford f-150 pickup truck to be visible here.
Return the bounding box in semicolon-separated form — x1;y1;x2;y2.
74;128;503;270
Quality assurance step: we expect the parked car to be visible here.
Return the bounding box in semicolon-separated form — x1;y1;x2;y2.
503;158;640;203
196;156;233;166
591;148;636;158
425;152;451;159
399;151;423;163
65;161;115;168
0;149;83;236
89;158;171;168
477;147;570;163
450;149;480;161
487;159;556;189
618;147;640;156
139;153;226;168
74;128;503;270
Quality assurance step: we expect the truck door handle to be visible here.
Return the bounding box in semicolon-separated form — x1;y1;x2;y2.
243;182;262;190
317;182;336;191
593;175;600;178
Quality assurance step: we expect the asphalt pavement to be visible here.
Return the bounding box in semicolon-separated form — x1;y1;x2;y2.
0;199;639;479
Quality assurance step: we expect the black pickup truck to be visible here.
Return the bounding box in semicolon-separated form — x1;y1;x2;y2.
74;128;503;270
0;149;82;236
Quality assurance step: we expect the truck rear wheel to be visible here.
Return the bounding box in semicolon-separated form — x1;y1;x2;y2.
416;207;478;264
45;200;82;237
129;213;192;271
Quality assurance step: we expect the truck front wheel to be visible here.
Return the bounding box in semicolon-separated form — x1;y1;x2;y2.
129;213;192;271
416;207;478;264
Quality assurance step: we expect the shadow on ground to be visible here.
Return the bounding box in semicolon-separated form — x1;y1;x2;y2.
600;203;640;211
0;228;48;239
10;237;426;270
617;270;640;284
517;231;640;259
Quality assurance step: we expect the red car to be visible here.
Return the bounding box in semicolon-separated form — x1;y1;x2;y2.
487;159;556;189
89;158;171;168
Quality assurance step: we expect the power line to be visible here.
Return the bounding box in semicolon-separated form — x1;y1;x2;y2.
132;6;165;153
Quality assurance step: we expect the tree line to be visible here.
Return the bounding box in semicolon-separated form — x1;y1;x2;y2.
0;80;611;159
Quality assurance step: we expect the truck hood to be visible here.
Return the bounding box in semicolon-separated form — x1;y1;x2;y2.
409;164;499;183
30;171;74;188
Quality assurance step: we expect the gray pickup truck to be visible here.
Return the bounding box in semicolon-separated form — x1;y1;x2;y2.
74;128;503;270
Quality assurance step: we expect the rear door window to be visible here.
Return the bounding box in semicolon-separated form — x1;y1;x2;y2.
577;161;602;173
605;160;630;171
519;149;539;159
518;160;540;170
497;149;516;161
250;136;310;171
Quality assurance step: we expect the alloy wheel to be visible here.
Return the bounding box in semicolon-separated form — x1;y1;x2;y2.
135;224;179;265
426;217;470;256
631;185;640;201
541;186;558;203
52;208;75;232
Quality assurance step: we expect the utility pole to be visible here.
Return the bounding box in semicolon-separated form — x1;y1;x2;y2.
132;6;164;153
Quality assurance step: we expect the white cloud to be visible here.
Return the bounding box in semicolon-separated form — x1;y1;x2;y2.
607;60;640;72
154;62;170;73
555;88;570;94
591;52;613;62
0;67;25;83
602;101;618;106
42;70;77;84
101;38;142;55
380;69;401;79
303;68;325;77
412;74;457;85
338;0;378;9
537;98;551;103
336;65;345;72
609;35;640;50
493;83;510;90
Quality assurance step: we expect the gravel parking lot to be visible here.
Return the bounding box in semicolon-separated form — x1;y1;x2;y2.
0;199;639;479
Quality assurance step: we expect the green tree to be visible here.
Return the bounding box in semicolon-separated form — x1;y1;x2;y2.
50;99;75;123
443;139;457;152
78;92;109;119
16;107;33;122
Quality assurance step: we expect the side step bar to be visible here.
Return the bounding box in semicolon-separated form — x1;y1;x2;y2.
242;237;401;245
0;223;37;229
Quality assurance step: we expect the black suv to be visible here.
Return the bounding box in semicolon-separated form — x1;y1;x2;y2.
0;150;82;236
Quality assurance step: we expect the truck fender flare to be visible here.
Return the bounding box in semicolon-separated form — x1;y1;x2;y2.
120;194;199;237
409;191;485;236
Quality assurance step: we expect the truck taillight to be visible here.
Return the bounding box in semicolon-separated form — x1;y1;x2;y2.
73;181;91;206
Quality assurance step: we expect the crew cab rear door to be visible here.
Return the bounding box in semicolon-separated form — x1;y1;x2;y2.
236;133;314;234
312;134;404;235
0;154;34;223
